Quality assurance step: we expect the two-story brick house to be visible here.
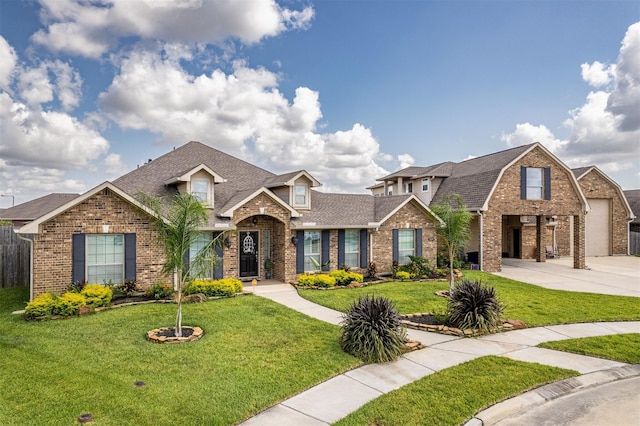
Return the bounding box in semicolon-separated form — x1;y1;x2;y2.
370;142;634;272
15;141;442;299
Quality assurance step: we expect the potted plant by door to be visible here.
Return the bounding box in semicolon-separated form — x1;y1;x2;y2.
264;258;274;279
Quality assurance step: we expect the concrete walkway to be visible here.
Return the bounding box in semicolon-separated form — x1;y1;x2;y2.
241;283;640;425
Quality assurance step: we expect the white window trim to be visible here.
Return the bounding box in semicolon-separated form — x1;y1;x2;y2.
86;234;124;284
422;178;429;192
191;178;213;206
303;230;321;271
398;229;415;265
525;167;543;200
293;183;310;209
344;229;360;268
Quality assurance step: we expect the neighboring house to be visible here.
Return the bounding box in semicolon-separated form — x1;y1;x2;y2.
371;142;602;272
625;189;640;255
15;141;442;299
0;193;80;227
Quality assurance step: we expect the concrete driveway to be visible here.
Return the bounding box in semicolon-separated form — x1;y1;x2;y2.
496;256;640;297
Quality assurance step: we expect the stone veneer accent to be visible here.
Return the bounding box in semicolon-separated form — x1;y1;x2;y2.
483;146;585;272
33;188;167;297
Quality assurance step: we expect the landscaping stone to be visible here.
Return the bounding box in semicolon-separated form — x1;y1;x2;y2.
184;293;207;303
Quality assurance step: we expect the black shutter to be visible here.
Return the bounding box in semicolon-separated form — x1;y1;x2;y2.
544;167;551;200
415;228;422;257
520;166;527;199
124;233;136;281
360;229;368;268
295;230;304;273
214;232;223;279
392;229;399;263
337;229;345;268
321;230;330;271
72;234;86;284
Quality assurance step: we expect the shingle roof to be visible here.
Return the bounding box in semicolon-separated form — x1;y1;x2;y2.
0;193;80;220
572;167;593;179
378;162;455;181
431;144;534;210
623;190;640;225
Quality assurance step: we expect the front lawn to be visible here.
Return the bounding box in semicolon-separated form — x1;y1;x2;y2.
335;356;578;426
539;333;640;364
0;287;360;425
298;271;640;326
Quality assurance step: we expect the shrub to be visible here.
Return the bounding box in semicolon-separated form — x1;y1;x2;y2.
399;255;434;278
366;262;377;279
56;292;87;316
113;279;139;297
340;295;407;363
296;273;336;288
394;271;412;281
329;270;364;286
184;278;243;297
447;279;504;333
146;282;174;299
67;280;87;293
80;284;113;307
24;293;58;319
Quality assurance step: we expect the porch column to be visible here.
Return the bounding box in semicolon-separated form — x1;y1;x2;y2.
573;213;586;269
535;215;545;263
397;177;403;194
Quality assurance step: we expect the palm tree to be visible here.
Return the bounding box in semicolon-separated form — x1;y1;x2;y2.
140;192;221;337
430;193;473;294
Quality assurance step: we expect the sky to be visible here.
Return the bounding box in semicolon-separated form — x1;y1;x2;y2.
0;0;639;208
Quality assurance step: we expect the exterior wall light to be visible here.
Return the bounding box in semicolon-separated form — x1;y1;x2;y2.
224;237;231;248
291;236;298;246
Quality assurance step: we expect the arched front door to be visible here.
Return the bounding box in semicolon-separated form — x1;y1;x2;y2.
239;231;259;277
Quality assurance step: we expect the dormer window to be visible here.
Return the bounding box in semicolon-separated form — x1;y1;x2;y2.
294;183;308;208
422;179;429;192
192;179;210;203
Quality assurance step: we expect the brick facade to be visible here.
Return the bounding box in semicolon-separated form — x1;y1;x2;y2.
483;146;585;271
33;188;167;297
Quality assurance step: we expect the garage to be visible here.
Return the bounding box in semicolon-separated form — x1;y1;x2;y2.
585;198;610;256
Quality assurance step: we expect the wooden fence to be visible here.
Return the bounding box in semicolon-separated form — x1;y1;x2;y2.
0;226;30;288
631;231;640;255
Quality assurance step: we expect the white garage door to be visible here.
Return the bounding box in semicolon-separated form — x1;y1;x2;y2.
586;199;610;256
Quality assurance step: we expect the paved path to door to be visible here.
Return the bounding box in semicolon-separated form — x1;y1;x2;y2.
498;256;640;297
241;283;640;425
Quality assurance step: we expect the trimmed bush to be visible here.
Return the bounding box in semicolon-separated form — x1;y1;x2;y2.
296;273;337;288
329;270;364;286
80;284;113;307
394;271;412;281
447;279;504;333
24;293;58;319
184;278;243;297
340;295;407;363
56;292;87;316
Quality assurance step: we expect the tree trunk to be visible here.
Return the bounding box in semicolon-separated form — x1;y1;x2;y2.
449;247;455;294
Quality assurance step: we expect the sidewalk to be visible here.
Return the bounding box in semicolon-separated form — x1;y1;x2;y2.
241;284;640;425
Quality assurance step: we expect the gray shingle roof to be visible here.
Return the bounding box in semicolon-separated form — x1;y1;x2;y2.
0;193;80;220
572;167;593;179
624;190;640;224
378;162;454;181
430;143;534;210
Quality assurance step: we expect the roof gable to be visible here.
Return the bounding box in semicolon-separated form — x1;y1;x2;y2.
164;164;226;185
576;166;634;220
264;170;322;188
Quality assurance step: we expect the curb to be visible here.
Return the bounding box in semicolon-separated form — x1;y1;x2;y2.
464;364;640;426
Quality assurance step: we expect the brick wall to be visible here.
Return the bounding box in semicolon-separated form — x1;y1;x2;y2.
372;200;438;274
33;188;167;297
484;146;584;271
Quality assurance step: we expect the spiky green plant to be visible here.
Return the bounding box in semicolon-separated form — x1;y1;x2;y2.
447;279;504;334
340;295;407;363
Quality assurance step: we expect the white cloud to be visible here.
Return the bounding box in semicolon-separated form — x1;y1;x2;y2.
32;0;314;58
104;153;128;176
398;154;415;169
502;22;640;188
98;46;401;193
0;37;17;90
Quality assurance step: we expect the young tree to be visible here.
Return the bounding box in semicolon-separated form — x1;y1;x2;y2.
430;193;473;294
140;192;221;337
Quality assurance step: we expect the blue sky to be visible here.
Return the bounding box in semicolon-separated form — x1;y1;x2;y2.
0;0;638;207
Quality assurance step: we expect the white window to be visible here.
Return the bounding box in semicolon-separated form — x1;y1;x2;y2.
388;190;393;196
192;180;209;203
303;231;321;271
525;168;543;200
190;233;212;279
422;179;429;192
344;229;360;267
87;234;124;284
406;182;413;193
294;184;308;206
398;229;415;264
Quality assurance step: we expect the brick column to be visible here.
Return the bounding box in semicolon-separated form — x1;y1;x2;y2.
482;212;502;272
573;214;586;269
535;215;545;263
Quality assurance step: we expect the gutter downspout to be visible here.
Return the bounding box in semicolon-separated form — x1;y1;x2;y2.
478;211;484;271
17;233;34;302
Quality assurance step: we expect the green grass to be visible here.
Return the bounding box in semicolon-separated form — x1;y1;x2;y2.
335;356;578;426
0;287;360;425
539;333;640;364
298;271;640;326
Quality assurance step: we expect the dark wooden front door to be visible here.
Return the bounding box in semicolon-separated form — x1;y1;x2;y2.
239;231;259;277
513;228;521;258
